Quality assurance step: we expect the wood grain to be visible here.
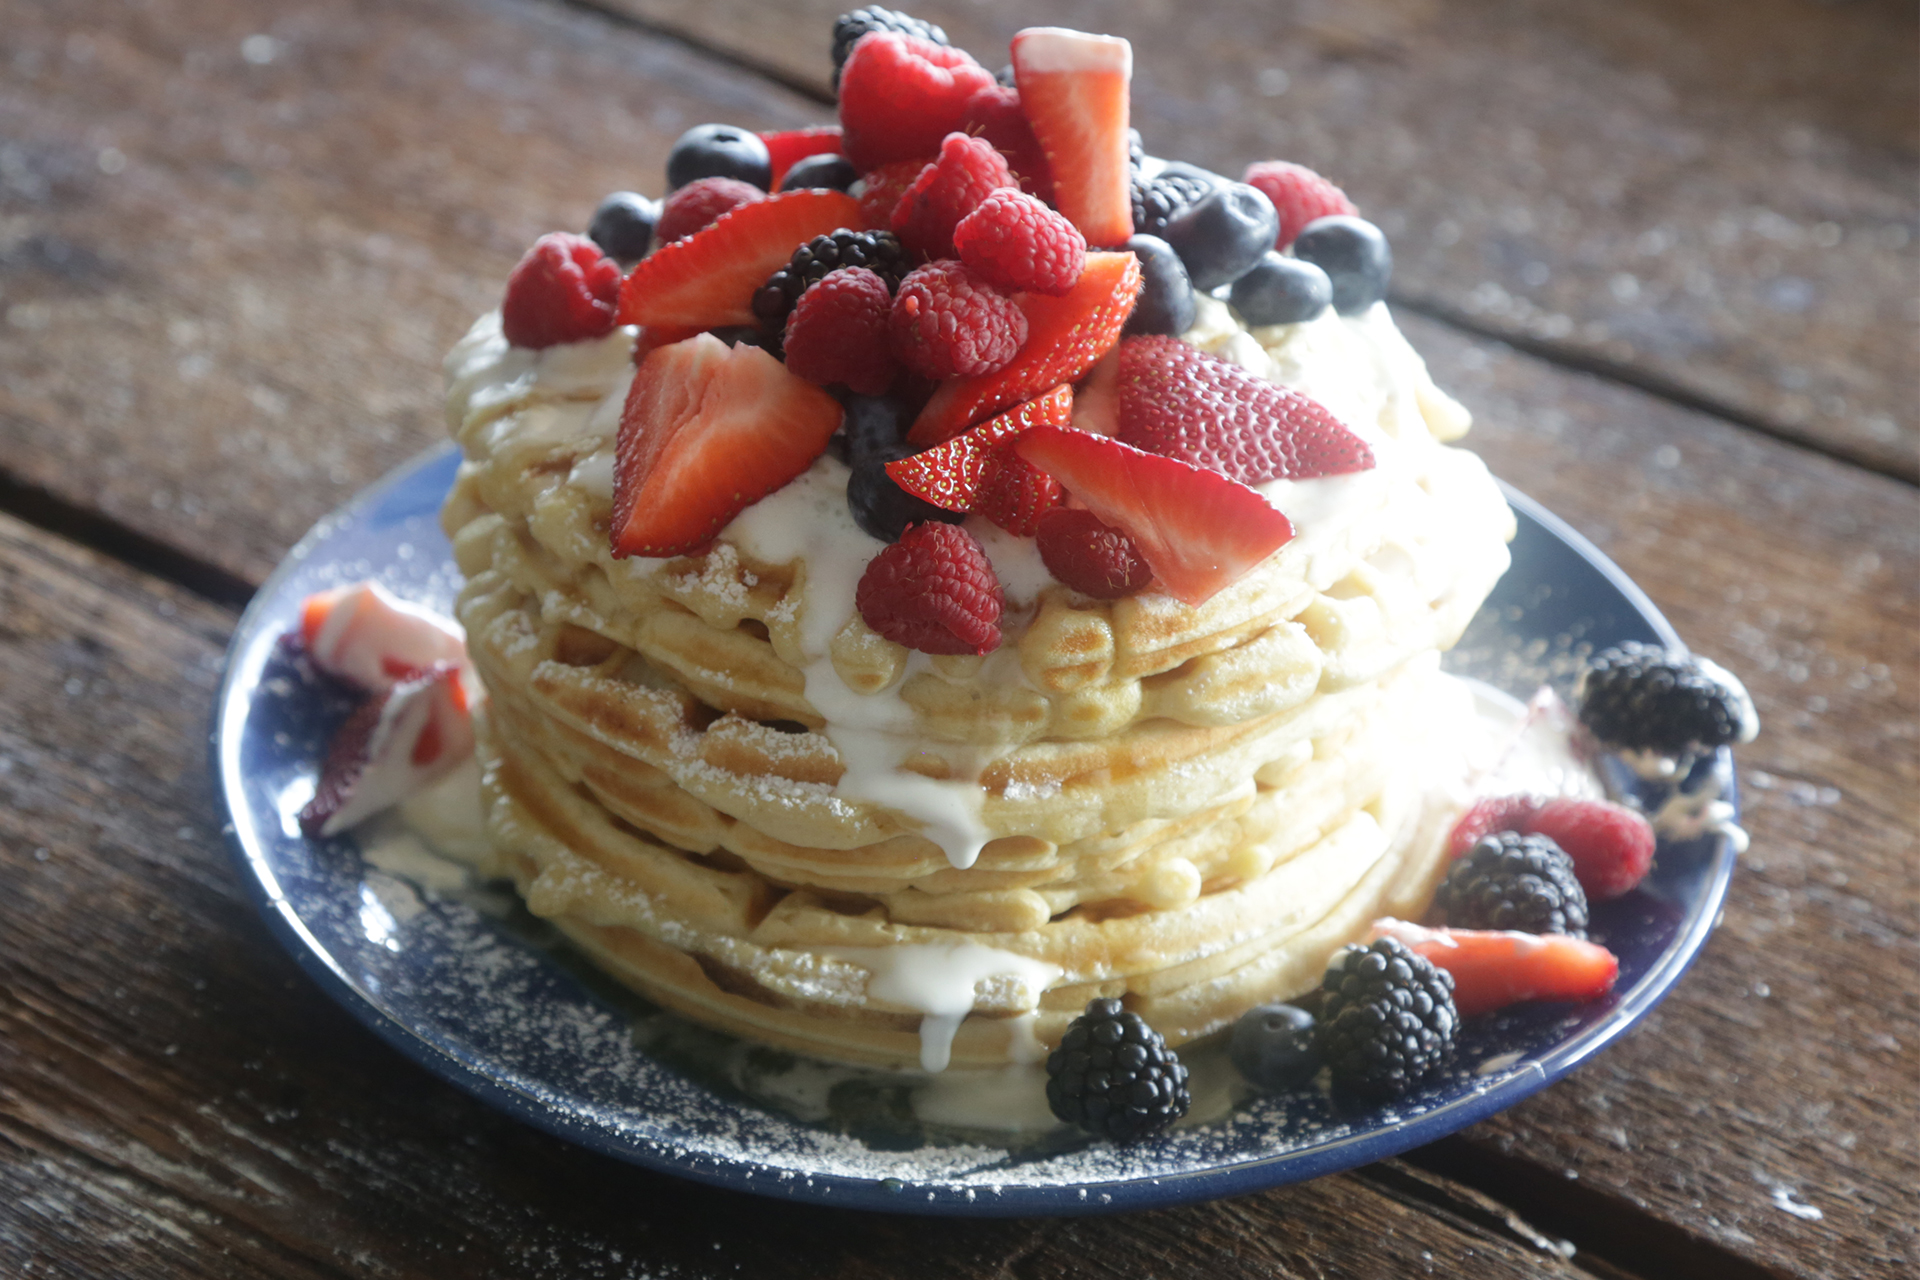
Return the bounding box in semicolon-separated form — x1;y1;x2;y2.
0;512;1606;1279
598;0;1920;477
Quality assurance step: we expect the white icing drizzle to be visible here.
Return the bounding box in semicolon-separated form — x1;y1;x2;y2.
825;942;1063;1073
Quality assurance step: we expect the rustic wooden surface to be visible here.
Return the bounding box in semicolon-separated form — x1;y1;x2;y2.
2;0;1915;1276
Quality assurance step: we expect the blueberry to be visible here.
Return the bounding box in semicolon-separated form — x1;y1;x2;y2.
1292;216;1392;315
665;124;772;192
847;442;964;542
1122;234;1196;337
779;152;858;193
1229;252;1332;326
1229;1003;1320;1091
1158;182;1280;292
587;191;659;263
837;393;910;461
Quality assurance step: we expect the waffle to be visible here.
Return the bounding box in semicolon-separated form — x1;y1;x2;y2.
439;295;1515;1068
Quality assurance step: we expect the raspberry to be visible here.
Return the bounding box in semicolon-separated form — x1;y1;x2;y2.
1523;797;1657;902
889;260;1027;380
1447;794;1544;858
891;132;1017;260
1035;507;1151;599
973;456;1063;536
782;267;897;396
1243;160;1358;251
654;176;765;244
954;189;1087;296
830;7;950;90
958;83;1053;205
855;521;1004;655
838;33;997;172
500;233;622;349
751;228;910;332
856;158;929;232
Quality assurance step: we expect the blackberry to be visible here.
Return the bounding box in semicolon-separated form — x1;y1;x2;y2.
1431;831;1590;938
1045;998;1191;1142
1129;162;1223;238
751;229;909;332
1314;937;1457;1100
831;7;949;89
1576;642;1758;756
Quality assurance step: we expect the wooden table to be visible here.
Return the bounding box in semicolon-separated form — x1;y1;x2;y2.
3;0;1914;1275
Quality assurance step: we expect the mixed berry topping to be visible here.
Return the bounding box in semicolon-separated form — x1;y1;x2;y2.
854;521;1004;655
1431;831;1591;938
1314;937;1458;1099
1575;642;1758;755
1044;998;1191;1142
502;13;1421;654
751;228;910;332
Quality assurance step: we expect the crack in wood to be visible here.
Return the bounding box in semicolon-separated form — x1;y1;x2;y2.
559;0;838;104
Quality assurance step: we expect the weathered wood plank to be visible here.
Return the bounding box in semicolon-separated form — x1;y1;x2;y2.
0;513;1605;1278
598;0;1920;476
0;0;829;587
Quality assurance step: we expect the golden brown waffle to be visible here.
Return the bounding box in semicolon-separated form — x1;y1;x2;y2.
437;302;1515;1069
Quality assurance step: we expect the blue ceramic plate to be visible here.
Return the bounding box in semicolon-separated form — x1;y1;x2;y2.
213;444;1739;1216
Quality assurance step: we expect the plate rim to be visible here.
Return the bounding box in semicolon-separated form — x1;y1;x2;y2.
211;444;1738;1217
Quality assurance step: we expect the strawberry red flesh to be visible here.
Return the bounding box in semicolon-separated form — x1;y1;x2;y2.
1371;918;1620;1018
611;335;843;557
617;190;861;331
1011;28;1134;247
909;250;1140;445
1014;426;1294;605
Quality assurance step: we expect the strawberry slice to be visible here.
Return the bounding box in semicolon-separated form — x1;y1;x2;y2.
1011;27;1134;247
1116;335;1375;485
299;581;468;694
611;335;842;558
886;383;1073;510
1371;919;1620;1018
616;190;861;330
908;250;1140;445
298;662;475;838
760;125;843;188
1014;426;1294;605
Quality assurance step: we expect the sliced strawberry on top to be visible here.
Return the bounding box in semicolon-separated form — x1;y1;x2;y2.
611;335;843;557
1116;335;1375;485
1014;426;1294;605
838;33;998;172
887;383;1073;510
1011;27;1134;247
616;190;861;330
760;125;843;188
1370;919;1620;1019
908;249;1140;445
